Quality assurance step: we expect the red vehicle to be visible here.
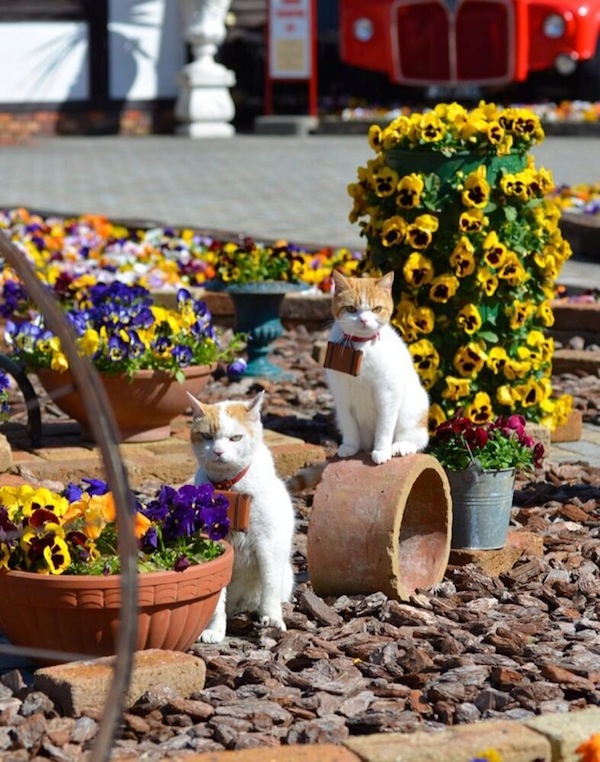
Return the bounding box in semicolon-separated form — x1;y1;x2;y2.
339;0;600;98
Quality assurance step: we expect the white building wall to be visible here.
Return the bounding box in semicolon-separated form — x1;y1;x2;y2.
0;1;185;105
108;0;185;100
0;22;89;103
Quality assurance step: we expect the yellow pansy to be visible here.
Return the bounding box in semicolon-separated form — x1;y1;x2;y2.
487;347;509;374
428;403;447;433
536;300;555;327
406;214;439;249
506;300;535;330
497;384;518;407
396;173;424;208
457;304;482;334
449;237;476;277
476;267;499;296
429;275;459;303
458;208;488;233
453;343;486;377
503;358;531;380
461;166;490;208
381;216;408;247
403;253;434;287
464;392;494;424
482;231;508;269
373;167;400;197
442;376;471;400
417;113;446;143
409;338;440;373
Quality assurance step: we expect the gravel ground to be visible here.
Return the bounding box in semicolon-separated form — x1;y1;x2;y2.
0;327;599;760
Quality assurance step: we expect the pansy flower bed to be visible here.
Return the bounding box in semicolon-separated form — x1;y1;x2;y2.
0;207;362;301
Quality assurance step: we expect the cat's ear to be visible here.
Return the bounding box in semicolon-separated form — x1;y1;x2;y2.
245;390;265;421
186;392;206;420
377;272;394;293
332;269;351;293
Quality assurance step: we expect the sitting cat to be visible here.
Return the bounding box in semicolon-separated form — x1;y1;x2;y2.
325;270;430;464
188;390;295;643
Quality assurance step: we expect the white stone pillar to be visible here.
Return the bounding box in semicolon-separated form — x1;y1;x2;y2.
175;0;236;137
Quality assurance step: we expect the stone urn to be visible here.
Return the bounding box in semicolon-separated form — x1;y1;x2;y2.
175;0;236;137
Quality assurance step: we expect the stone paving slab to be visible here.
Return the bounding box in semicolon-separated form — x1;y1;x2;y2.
5;426;326;490
34;650;207;717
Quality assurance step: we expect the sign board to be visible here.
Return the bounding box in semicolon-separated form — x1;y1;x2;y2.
268;0;312;79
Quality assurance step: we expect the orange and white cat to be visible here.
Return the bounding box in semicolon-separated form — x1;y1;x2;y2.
325;270;429;464
188;391;295;643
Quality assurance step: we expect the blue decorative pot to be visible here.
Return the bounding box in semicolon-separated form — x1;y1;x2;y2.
225;281;309;380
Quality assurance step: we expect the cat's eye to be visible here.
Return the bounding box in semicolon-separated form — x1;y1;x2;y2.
372;306;383;313
345;306;358;314
201;432;213;441
230;434;243;442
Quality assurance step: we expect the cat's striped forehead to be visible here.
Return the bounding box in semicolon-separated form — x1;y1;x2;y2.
332;276;393;313
190;401;254;440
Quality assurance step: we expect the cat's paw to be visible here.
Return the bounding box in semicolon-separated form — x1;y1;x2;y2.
199;625;226;644
392;441;419;457
258;614;287;631
338;443;359;458
371;448;392;465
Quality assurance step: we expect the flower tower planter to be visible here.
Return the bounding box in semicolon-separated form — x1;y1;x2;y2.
348;102;574;431
306;453;452;600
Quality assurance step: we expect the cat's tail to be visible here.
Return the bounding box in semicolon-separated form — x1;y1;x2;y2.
285;462;328;493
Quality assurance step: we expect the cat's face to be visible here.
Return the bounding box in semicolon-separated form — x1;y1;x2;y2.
188;392;263;473
331;271;394;337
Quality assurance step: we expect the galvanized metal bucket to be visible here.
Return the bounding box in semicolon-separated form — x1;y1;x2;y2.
447;466;516;550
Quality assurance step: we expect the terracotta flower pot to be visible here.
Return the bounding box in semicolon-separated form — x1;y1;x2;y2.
307;454;452;600
0;541;233;664
36;363;216;443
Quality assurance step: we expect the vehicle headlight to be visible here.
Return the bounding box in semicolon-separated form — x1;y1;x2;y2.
353;17;374;42
543;14;566;38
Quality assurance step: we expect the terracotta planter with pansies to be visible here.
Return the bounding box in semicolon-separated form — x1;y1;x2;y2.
37;364;216;443
0;541;233;665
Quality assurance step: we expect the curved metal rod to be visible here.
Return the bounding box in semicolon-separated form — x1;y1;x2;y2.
0;231;138;762
0;353;42;447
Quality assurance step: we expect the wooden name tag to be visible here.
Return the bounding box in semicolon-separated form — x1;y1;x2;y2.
323;341;363;376
214;490;252;532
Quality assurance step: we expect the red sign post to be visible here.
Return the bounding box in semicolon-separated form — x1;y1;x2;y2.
264;0;318;116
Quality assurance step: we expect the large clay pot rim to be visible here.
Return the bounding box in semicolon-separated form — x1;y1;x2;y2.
0;540;233;586
36;363;217;383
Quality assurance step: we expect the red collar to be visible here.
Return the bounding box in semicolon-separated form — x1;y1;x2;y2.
210;464;251;490
344;332;380;343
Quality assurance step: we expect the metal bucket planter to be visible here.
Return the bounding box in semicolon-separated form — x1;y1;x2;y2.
447;467;516;550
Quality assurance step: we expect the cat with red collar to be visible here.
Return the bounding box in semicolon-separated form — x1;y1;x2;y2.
188;390;295;644
325;270;430;465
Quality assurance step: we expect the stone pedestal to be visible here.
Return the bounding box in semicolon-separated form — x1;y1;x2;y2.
176;0;236;138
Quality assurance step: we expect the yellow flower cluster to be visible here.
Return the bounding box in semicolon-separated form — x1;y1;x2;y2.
349;101;573;430
365;101;545;157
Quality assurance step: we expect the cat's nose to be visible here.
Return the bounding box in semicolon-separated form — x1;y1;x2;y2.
213;449;224;458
